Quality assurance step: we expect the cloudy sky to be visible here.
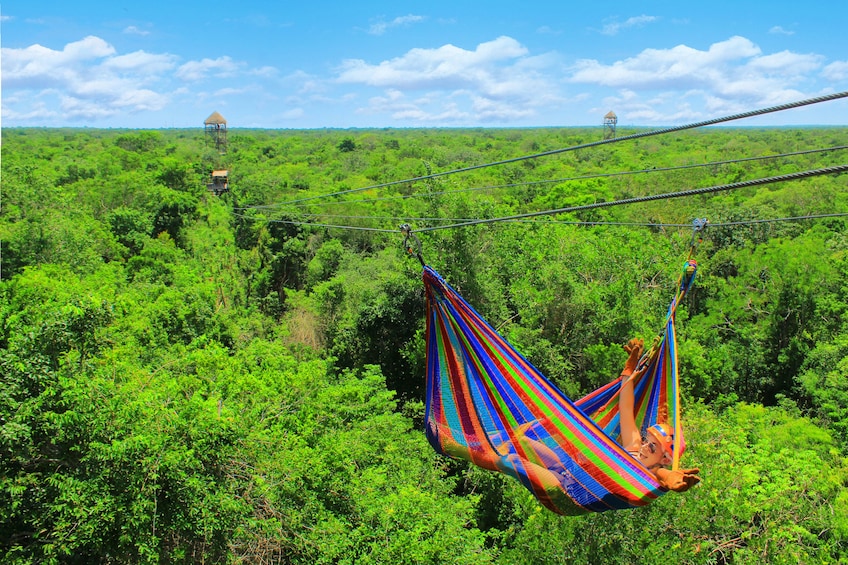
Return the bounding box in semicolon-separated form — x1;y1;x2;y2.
2;0;847;128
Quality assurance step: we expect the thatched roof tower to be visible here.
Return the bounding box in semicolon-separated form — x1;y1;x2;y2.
204;111;228;153
603;111;617;140
204;111;227;126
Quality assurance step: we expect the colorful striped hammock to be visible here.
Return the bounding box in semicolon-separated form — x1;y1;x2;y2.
423;260;697;515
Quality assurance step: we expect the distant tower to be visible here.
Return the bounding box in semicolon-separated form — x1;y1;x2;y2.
204;111;228;153
603;111;617;140
207;169;229;196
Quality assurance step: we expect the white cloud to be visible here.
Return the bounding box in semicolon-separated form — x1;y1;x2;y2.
214;87;250;96
594;90;702;123
573;35;831;123
248;66;278;78
2;29;838;127
537;25;561;35
601;15;658;36
60;96;122;120
366;93;469;123
390;105;468;122
123;25;150;36
335;36;559;123
176;56;242;81
769;26;794;35
471;96;536;121
280;108;305;119
2;36;116;88
569;36;824;101
337;36;530;89
1;101;57;121
0;15;13;22
112;89;169;110
1;37;158;96
573;36;754;86
822;61;848;81
368;14;426;36
2;34;287;124
746;50;822;74
571;36;762;92
102;51;178;74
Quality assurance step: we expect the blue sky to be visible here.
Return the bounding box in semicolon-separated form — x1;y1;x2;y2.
2;1;847;128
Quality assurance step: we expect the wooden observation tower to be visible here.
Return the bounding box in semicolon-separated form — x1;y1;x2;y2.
207;170;229;196
603;111;617;140
204;111;228;153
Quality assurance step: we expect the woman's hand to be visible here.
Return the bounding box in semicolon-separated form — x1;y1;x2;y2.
622;338;644;376
655;467;701;492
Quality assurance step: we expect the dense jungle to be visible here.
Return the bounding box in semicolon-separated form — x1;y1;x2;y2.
2;124;848;564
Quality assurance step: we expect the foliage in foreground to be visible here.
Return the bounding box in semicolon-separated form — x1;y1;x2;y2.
2;126;848;563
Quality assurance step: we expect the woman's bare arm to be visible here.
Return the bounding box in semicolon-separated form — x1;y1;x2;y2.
618;338;644;453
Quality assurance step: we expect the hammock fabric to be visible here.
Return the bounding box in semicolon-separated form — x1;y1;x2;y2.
423;260;697;515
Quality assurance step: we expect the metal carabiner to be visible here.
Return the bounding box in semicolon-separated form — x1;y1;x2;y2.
689;218;708;250
400;223;425;266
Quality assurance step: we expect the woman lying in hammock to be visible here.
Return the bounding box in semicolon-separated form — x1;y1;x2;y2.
459;338;701;509
619;338;701;492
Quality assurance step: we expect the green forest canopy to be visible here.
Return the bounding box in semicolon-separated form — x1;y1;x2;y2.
2;125;848;564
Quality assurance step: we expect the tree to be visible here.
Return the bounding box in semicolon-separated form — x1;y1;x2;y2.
337;138;356;153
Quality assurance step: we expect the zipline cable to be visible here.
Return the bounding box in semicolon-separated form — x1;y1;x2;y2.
239;144;848;211
412;164;848;232
518;212;848;229
281;212;848;229
235;211;848;234
269;91;848;207
706;212;848;227
231;211;399;233
237;166;847;233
